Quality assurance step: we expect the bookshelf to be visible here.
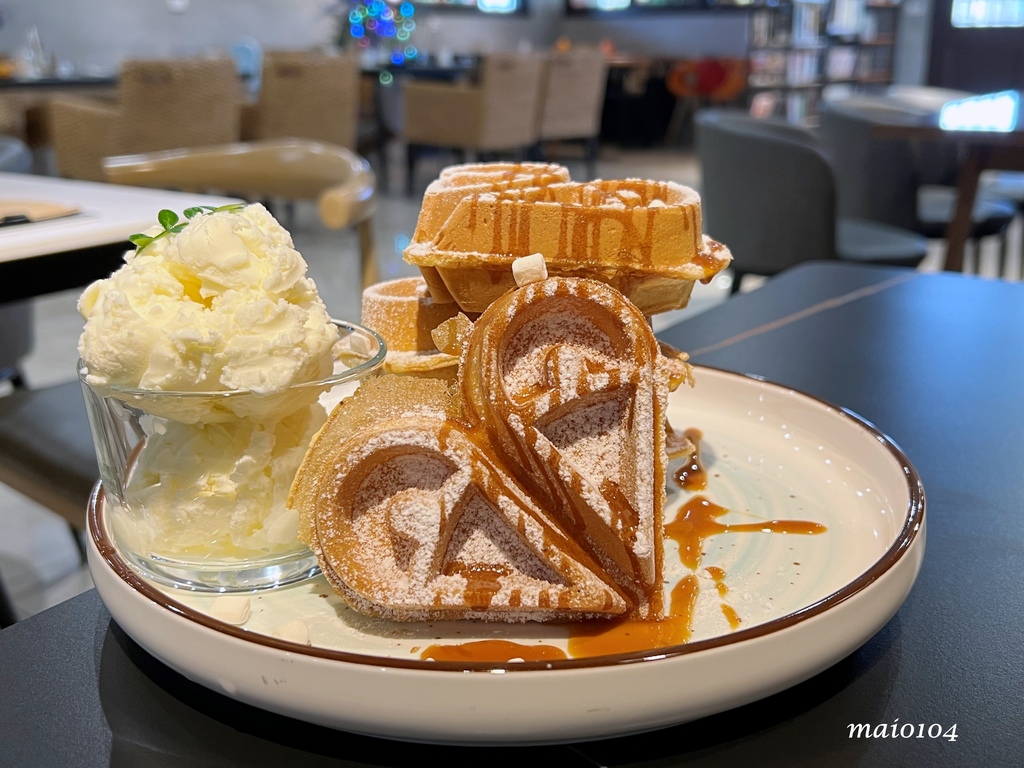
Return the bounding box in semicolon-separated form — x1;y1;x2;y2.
746;0;903;125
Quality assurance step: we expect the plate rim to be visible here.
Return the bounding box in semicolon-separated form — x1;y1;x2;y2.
88;365;925;674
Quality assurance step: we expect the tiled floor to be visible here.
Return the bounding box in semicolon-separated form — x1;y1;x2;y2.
4;144;1020;623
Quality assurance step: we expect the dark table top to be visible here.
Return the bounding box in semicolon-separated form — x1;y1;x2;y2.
0;75;117;90
2;261;1022;766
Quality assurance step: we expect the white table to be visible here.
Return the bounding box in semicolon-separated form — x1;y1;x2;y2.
0;173;238;303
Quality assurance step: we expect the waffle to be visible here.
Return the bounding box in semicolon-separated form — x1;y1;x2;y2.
360;277;461;378
460;276;668;619
411;162;572;247
291;376;628;622
405;165;732;315
291;277;669;622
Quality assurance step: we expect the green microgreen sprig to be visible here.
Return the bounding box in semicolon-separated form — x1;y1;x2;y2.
127;203;246;253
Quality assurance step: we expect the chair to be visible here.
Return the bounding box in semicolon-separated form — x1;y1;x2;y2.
694;109;928;292
0;136;34;387
818;98;1016;270
0;137;95;622
0;378;99;627
0;380;97;533
664;57;747;146
536;49;609;180
0;133;31;174
49;57;241;182
103;138;379;288
241;50;360;151
0;301;32;388
402;53;546;195
240;49;386;191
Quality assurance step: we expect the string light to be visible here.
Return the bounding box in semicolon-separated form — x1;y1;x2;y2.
344;0;419;71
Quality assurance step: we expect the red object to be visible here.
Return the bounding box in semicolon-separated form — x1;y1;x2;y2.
666;58;746;101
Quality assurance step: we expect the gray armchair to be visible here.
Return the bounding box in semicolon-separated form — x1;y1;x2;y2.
0;135;34;387
694;109;927;292
818;98;1015;260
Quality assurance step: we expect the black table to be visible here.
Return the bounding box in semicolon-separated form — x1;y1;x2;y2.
0;75;117;90
869;90;1024;273
2;262;1021;765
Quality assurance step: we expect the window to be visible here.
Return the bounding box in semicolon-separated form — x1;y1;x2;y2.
951;0;1024;27
417;0;525;11
566;0;706;13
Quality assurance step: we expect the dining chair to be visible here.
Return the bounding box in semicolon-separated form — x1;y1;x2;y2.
694;109;928;292
0;379;97;535
818;98;1016;271
0;135;34;387
535;49;608;180
50;57;241;182
103;138;379;288
242;50;360;150
402;52;547;195
0;302;32;389
0;133;31;175
0;375;97;626
0;299;94;627
0;292;93;626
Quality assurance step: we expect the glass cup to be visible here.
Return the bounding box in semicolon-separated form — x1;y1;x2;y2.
80;320;385;592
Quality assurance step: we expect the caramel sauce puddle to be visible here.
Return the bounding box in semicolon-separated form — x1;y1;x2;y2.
567;573;700;659
421;639;568;663
672;427;707;491
666;496;828;572
417;427;827;663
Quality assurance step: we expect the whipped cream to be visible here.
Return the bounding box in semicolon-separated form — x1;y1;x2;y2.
78;203;339;396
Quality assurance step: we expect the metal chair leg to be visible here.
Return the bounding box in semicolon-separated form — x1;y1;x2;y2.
69;522;87;565
358;217;378;290
0;574;17;628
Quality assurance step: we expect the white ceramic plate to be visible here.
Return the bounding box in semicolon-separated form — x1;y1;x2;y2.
87;366;925;746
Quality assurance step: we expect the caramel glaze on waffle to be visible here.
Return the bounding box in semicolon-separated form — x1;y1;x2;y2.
404;164;732;315
291;277;670;623
460;277;668;620
292;374;629;623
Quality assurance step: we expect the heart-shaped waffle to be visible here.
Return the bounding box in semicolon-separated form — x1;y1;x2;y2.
405;165;732;315
292;379;628;622
460;277;669;619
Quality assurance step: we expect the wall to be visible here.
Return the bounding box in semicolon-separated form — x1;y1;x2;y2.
558;12;749;57
0;0;749;73
0;0;333;74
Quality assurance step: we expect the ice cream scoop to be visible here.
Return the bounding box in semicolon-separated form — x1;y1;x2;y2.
76;203;384;591
78;203;339;399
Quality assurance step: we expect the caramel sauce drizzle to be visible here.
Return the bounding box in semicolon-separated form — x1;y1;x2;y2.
440;563;511;611
420;639;568;663
465;180;704;269
665;496;828;572
410;423;828;664
705;565;741;630
672;428;707;491
566;572;699;659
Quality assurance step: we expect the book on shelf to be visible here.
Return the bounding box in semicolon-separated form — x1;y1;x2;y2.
750;90;781;119
826;45;858;79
